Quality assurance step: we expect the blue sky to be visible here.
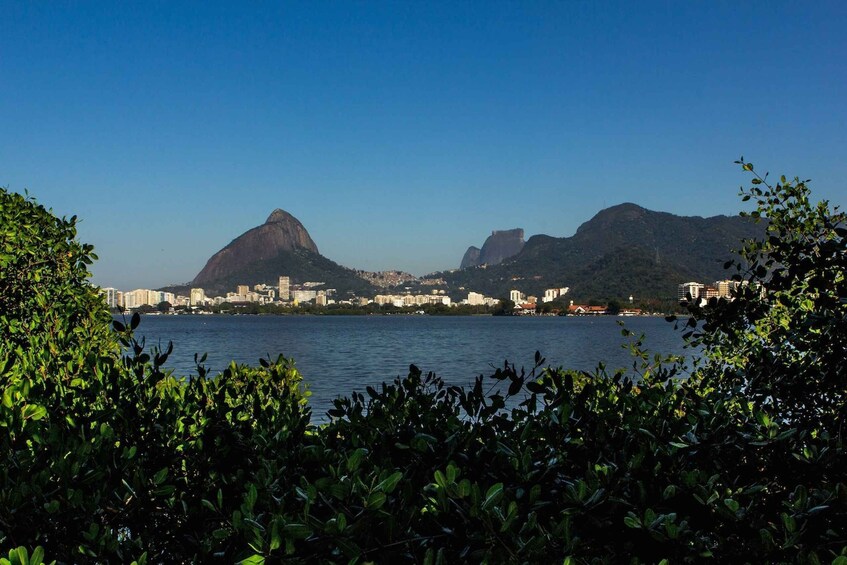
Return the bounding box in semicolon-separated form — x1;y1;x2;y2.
2;2;846;289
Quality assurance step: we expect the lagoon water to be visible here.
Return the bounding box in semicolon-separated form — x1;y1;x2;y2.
133;315;692;419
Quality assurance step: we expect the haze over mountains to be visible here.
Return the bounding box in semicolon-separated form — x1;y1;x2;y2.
173;203;763;302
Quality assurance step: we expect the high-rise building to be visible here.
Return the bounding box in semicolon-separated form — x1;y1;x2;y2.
509;289;523;304
236;285;249;296
467;292;485;305
190;288;206;306
123;289;149;310
715;280;733;298
702;286;719;300
99;287;119;308
147;290;167;306
542;287;570;303
678;282;704;302
278;276;290;301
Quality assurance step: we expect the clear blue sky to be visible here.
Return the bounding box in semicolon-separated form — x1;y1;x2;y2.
2;1;846;289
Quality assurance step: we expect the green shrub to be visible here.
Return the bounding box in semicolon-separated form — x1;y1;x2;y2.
2;162;846;563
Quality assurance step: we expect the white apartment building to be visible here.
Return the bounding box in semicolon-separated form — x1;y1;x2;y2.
292;290;317;303
99;287;119;308
122;289;149;310
467;292;485;305
542;287;569;303
190;288;207;306
678;282;705;302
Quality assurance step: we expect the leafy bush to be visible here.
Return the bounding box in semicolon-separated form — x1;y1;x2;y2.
1;162;846;563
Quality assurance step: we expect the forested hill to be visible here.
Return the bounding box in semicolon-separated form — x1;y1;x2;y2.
429;203;764;301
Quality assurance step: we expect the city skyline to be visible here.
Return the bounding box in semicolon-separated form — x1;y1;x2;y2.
2;2;846;289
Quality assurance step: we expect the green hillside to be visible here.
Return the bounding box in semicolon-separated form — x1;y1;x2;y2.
431;204;763;302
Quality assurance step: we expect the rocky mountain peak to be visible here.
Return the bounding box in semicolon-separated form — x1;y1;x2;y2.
459;228;525;269
460;246;482;269
192;209;320;287
266;208;296;224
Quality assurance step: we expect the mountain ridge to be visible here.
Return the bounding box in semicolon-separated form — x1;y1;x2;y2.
436;204;763;301
166;202;762;304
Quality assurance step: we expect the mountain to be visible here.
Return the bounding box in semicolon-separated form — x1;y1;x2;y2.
189;209;375;296
460;228;525;268
436;203;763;301
459;246;481;269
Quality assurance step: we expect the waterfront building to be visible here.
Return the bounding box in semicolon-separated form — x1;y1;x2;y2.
678;282;704;302
278;276;290;301
702;286;720;300
99;287;119;308
542;287;569;303
123;289;149;310
237;285;250;296
509;289;524;304
292;289;317;303
190;288;206;306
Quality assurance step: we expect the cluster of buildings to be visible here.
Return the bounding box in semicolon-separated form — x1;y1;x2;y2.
103;272;590;315
100;287;184;310
100;274;512;312
185;277;338;307
677;279;750;303
507;287;570;306
504;287;642;316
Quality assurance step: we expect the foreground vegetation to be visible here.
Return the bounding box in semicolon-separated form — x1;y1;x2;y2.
1;161;846;563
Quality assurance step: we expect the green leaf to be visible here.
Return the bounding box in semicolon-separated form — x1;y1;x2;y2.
30;547;44;565
21;404;47;421
283;523;312;539
366;491;387;509
346;448;367;472
481;483;504;511
624;514;641;529
153;467;168;485
270;519;281;550
375;471;403;493
237;556;265;565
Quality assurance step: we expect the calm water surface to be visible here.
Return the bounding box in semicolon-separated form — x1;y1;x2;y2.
132;315;691;418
